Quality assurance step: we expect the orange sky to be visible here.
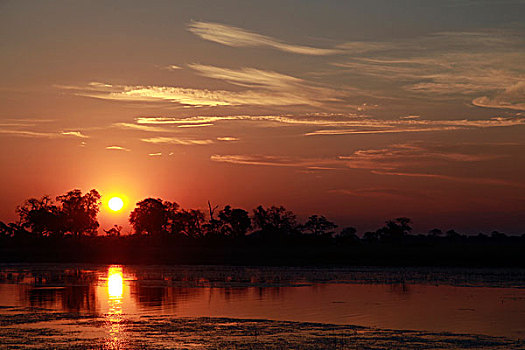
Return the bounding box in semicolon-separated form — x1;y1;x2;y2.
1;1;524;234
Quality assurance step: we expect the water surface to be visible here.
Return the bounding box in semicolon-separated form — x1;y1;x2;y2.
0;264;524;349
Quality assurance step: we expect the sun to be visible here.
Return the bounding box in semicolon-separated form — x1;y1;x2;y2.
108;197;124;212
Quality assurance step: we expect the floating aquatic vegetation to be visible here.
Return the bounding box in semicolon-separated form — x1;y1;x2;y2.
0;313;522;350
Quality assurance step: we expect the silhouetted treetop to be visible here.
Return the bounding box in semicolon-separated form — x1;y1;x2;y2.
218;205;251;238
377;217;412;241
57;189;101;237
15;189;100;237
129;198;173;235
303;215;338;237
338;227;359;243
252;205;298;236
429;228;443;237
17;196;64;237
170;209;205;238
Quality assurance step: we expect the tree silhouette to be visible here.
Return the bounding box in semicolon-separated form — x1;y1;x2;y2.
218;205;251;238
171;209;205;238
338;226;359;243
203;201;222;237
16;196;64;237
129;198;169;235
491;230;507;239
0;221;14;238
252;205;298;236
429;228;443;237
446;229;461;239
363;231;380;242
56;189;101;236
128;198;205;237
377;217;412;241
303;215;338;237
15;189;101;237
163;200;181;235
2;190;525;267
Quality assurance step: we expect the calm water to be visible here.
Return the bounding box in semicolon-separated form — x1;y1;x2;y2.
1;264;524;349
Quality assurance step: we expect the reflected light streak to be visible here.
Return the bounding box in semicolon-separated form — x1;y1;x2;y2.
108;266;124;299
106;266;124;348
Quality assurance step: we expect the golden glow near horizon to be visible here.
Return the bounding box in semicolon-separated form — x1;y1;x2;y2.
108;197;124;212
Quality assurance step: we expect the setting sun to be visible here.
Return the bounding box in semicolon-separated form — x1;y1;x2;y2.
108;197;124;212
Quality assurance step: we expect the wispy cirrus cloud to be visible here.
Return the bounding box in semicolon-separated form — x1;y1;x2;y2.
129;114;525;137
0;129;60;138
188;21;341;56
339;143;501;171
141;137;214;145
370;170;523;187
62;64;343;107
329;187;427;200
61;131;89;138
472;81;525;111
165;65;182;70
306;127;460;136
210;154;306;167
305;116;525;136
337;142;521;187
332;28;525;109
113;122;172;132
217;137;239;142
106;145;130;151
0;128;88;139
211;142;521;186
177;123;214;128
210;154;343;170
135;114;364;127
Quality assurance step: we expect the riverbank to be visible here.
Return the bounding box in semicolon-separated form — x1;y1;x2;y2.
1;235;524;267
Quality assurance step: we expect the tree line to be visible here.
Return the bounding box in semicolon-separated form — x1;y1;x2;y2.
0;188;522;243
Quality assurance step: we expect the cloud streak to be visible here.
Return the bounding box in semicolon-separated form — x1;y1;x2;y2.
61;131;89;138
472;81;525;111
0;128;88;139
339;143;501;171
329;187;425;200
126;114;525;138
332;28;525;109
210;154;341;169
106;146;130;151
65;64;343;107
217;137;239;142
113;122;173;132
142;137;214;145
337;142;521;187
188;21;341;56
305;117;525;136
370;170;523;187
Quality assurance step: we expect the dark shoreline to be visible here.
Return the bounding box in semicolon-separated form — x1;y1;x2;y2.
1;235;524;267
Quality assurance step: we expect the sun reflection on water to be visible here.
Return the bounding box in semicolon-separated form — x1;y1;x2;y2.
108;267;123;299
106;266;124;348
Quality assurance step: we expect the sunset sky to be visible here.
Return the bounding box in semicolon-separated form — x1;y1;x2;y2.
1;0;524;234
